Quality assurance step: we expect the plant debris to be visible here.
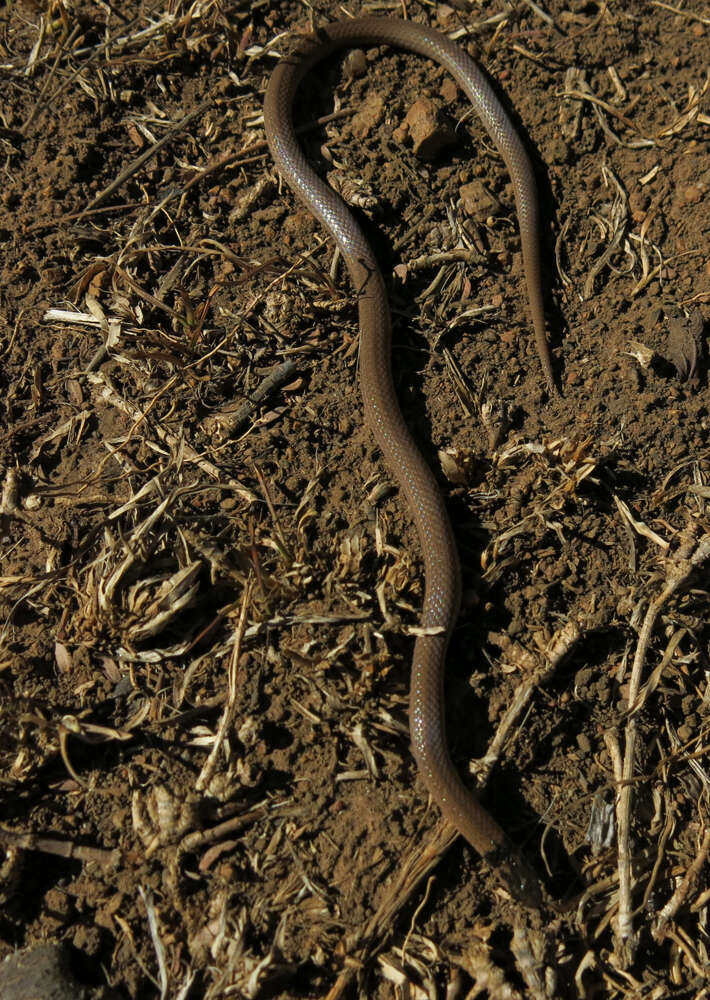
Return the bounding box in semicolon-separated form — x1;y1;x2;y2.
1;1;709;997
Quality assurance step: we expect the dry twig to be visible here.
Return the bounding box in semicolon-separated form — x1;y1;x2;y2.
613;528;710;962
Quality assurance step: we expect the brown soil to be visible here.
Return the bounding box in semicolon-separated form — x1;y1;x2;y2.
1;1;710;997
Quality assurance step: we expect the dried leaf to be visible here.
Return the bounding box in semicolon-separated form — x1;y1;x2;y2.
666;318;697;380
55;642;73;673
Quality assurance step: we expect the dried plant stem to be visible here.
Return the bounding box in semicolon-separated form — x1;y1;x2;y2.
653;827;710;941
79;97;214;217
614;529;710;961
203;359;298;439
325;651;564;1000
324;819;459;1000
651;0;710;25
195;581;252;794
87;372;257;502
0;826;121;867
475;620;581;784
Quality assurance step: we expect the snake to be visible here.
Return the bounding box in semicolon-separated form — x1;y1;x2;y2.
264;17;550;907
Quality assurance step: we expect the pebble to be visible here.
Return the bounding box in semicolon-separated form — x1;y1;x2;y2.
392;96;457;160
435;4;456;25
0;944;90;1000
343;48;368;79
459;178;501;219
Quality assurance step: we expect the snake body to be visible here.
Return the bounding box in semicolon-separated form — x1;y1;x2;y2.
264;17;548;906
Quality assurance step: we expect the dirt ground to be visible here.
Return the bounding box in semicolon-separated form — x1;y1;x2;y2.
1;0;710;997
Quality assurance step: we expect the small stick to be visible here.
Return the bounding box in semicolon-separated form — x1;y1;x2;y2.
138;887;169;999
474;621;581;784
203;360;298;440
24;201;144;234
252;462;293;561
80;103;355;222
87;371;257;502
20;23;83;132
615;529;710;960
194;581;252;794
650;0;710;25
653;828;710;940
78;97;214;218
0;825;120;867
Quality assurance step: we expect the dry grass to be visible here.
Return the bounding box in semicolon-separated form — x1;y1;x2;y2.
1;0;710;997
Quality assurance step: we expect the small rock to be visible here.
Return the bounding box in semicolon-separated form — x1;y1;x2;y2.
435;3;456;24
392;96;457;160
43;265;65;285
0;944;84;1000
459;179;502;220
343;48;368;79
645;306;663;332
575;667;593;691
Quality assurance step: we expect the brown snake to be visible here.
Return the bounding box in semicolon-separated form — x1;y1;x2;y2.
264;18;551;907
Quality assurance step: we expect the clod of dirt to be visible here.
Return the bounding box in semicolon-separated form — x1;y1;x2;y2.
439;76;458;103
392;96;457;159
0;943;106;1000
342;48;368;79
664;307;704;382
459;178;502;220
350;92;384;139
